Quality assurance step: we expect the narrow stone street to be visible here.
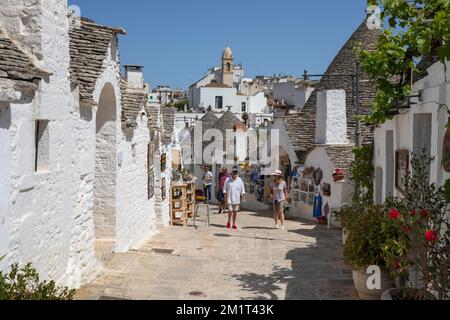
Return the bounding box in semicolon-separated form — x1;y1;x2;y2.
76;206;357;300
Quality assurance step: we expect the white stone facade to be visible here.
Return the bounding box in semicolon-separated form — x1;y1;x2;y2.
0;0;171;289
373;60;450;203
272;81;314;110
315;89;348;145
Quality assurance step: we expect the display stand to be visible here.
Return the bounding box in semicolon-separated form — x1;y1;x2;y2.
170;181;195;226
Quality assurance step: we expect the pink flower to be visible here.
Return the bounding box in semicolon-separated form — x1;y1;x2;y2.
425;230;438;243
389;208;400;220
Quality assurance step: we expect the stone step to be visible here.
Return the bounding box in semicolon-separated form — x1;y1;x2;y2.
95;239;116;268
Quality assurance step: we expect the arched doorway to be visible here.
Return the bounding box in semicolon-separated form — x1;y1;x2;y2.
94;83;117;241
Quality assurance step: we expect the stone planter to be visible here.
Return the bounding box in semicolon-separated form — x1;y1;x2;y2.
352;268;394;300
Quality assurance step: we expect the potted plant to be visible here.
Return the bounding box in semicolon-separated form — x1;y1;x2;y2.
381;152;450;300
341;204;397;300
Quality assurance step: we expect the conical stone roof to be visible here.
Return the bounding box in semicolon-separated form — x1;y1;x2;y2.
212;110;243;134
280;19;381;162
199;111;219;132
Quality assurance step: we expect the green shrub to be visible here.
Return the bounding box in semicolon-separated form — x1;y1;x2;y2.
0;260;75;300
342;204;399;270
382;152;450;300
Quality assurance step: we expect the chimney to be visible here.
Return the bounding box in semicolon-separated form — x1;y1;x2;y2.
0;0;69;66
315;90;348;145
124;65;144;88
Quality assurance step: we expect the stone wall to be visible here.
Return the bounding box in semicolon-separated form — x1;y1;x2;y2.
0;0;163;288
0;0;87;288
116;113;157;252
374;61;450;202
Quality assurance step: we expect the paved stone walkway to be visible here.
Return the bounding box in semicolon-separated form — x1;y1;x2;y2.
75;206;358;300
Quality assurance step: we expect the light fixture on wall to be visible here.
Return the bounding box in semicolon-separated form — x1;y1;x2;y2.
385;91;423;117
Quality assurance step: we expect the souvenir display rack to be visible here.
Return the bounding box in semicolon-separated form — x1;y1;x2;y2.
170;181;195;226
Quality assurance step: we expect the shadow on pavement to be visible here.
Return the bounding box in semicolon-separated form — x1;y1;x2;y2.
231;225;358;300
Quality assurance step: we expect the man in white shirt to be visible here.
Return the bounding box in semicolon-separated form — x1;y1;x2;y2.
223;167;246;230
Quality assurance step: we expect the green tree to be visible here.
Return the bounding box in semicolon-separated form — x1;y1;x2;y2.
359;0;450;124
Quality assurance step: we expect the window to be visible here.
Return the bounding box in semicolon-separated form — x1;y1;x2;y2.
35;120;50;172
215;96;223;109
241;102;247;112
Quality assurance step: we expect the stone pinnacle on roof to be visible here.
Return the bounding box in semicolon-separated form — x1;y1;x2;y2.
222;46;233;59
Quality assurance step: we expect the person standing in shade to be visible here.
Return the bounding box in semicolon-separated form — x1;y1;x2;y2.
224;167;246;230
270;170;288;230
217;167;230;214
203;165;213;204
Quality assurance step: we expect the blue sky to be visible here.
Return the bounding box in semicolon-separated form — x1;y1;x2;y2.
68;0;369;89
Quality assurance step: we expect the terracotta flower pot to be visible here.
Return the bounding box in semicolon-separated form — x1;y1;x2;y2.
352;268;394;300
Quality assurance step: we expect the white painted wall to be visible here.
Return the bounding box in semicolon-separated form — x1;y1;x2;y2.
124;68;144;89
116;115;156;252
0;0;162;289
296;148;353;222
0;0;95;287
315;89;348;145
199;87;267;114
273;82;313;109
0;103;11;259
374;61;450;202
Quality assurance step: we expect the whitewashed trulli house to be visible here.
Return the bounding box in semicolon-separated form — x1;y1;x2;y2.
373;57;450;204
269;19;380;221
0;0;172;288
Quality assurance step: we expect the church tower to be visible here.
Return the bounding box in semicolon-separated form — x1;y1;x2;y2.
221;46;234;87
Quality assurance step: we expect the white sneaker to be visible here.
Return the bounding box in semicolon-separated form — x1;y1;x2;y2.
274;224;279;229
281;225;286;231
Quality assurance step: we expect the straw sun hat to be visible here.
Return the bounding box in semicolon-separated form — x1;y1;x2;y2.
272;170;283;177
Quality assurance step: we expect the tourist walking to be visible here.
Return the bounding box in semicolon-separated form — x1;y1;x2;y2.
217;167;230;214
203;165;213;204
224;167;246;230
270;170;288;230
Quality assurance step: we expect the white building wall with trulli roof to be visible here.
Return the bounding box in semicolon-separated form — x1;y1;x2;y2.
0;0;98;288
0;0;163;289
373;60;450;204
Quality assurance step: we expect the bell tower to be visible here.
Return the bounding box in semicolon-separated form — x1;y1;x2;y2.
221;46;234;87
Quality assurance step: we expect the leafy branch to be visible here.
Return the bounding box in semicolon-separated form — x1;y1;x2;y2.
359;0;450;124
